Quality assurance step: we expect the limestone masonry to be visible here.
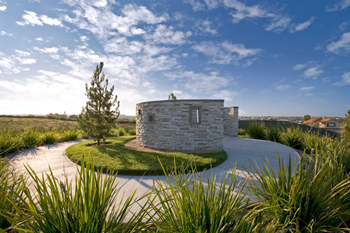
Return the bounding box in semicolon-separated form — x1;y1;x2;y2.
136;99;238;152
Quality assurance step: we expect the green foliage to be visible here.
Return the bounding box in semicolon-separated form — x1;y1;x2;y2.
22;127;41;149
118;127;125;136
77;62;120;145
61;130;79;141
41;131;57;145
168;92;177;100
282;127;304;150
303;114;311;121
0;129;21;156
129;128;136;135
266;127;282;143
238;128;245;136
152;163;252;232
341;110;350;143
0;160;23;231
65;137;227;176
246;122;266;140
246;154;350;232
9;155;150;233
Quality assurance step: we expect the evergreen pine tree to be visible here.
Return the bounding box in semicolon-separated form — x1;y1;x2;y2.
77;62;120;145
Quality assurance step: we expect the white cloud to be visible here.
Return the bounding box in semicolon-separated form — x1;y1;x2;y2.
192;41;261;65
184;0;205;11
333;72;350;86
326;0;350;12
265;16;291;33
144;25;191;45
275;84;292;91
212;89;238;101
327;32;350;55
204;0;220;9
293;64;306;70
304;66;323;78
34;46;59;53
15;50;31;57
0;5;6;11
36;37;43;41
16;10;63;27
165;71;231;93
0;31;14;37
0;50;36;74
291;17;315;33
63;3;167;39
196;19;218;35
300;86;315;91
16;57;37;65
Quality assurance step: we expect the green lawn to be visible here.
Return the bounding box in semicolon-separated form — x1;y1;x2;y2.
65;136;227;176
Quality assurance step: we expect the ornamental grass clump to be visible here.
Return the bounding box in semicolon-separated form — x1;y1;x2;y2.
8;155;151;233
245;153;350;233
61;129;79;141
282;127;304;150
246;122;266;140
22;127;41;149
118;127;125;136
266;127;282;143
151;162;252;233
41;131;57;145
0;129;21;156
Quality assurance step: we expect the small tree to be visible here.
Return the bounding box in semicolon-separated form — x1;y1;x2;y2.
303;115;311;121
168;92;177;100
77;62;120;145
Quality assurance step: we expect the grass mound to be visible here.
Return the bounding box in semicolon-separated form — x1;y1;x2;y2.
65;136;227;176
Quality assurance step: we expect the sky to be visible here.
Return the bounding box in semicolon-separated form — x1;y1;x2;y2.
0;0;350;117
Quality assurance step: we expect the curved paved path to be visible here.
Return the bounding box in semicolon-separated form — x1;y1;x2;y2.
8;136;299;215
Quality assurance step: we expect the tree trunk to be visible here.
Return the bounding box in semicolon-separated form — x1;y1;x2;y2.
97;138;100;146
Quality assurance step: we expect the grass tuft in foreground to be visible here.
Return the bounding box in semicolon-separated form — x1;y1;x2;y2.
65;136;227;176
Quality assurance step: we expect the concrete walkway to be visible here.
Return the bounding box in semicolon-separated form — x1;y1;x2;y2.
8;136;299;214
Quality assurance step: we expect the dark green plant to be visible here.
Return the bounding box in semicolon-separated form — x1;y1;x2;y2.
266;127;282;143
341;110;350;144
168;92;177;100
238;128;245;136
129;128;136;136
22;127;41;149
151;162;251;232
9;155;151;233
41;131;57;145
0;129;21;156
246;122;266;140
118;127;125;136
61;130;79;141
245;153;350;232
77;62;120;145
282;127;303;150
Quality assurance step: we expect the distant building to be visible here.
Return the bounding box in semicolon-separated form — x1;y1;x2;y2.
303;117;341;133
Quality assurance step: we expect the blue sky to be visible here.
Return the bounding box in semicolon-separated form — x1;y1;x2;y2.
0;0;350;116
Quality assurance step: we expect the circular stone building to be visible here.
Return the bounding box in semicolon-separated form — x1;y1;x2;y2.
136;99;238;152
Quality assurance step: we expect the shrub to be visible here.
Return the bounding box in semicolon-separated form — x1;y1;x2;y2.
238;128;245;136
282;127;304;150
246;122;266;140
151;163;252;232
0;129;21;156
22;127;41;149
9;156;151;232
266;127;282;143
61;130;79;141
129;128;136;136
0;160;23;231
118;127;125;136
41;131;57;145
245;154;350;232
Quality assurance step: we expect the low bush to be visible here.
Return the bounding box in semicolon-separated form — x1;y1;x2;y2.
129;128;136;135
41;131;57;145
238;128;245;136
61;130;79;141
9;156;151;232
245;154;350;232
266;127;282;143
0;130;21;156
118;127;125;136
282;127;304;150
22;127;41;149
246;122;266;140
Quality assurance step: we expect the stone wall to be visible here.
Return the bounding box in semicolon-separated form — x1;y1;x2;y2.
223;106;239;137
136;99;224;152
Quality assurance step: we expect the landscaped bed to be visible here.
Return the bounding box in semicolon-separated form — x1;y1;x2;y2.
65;136;227;175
